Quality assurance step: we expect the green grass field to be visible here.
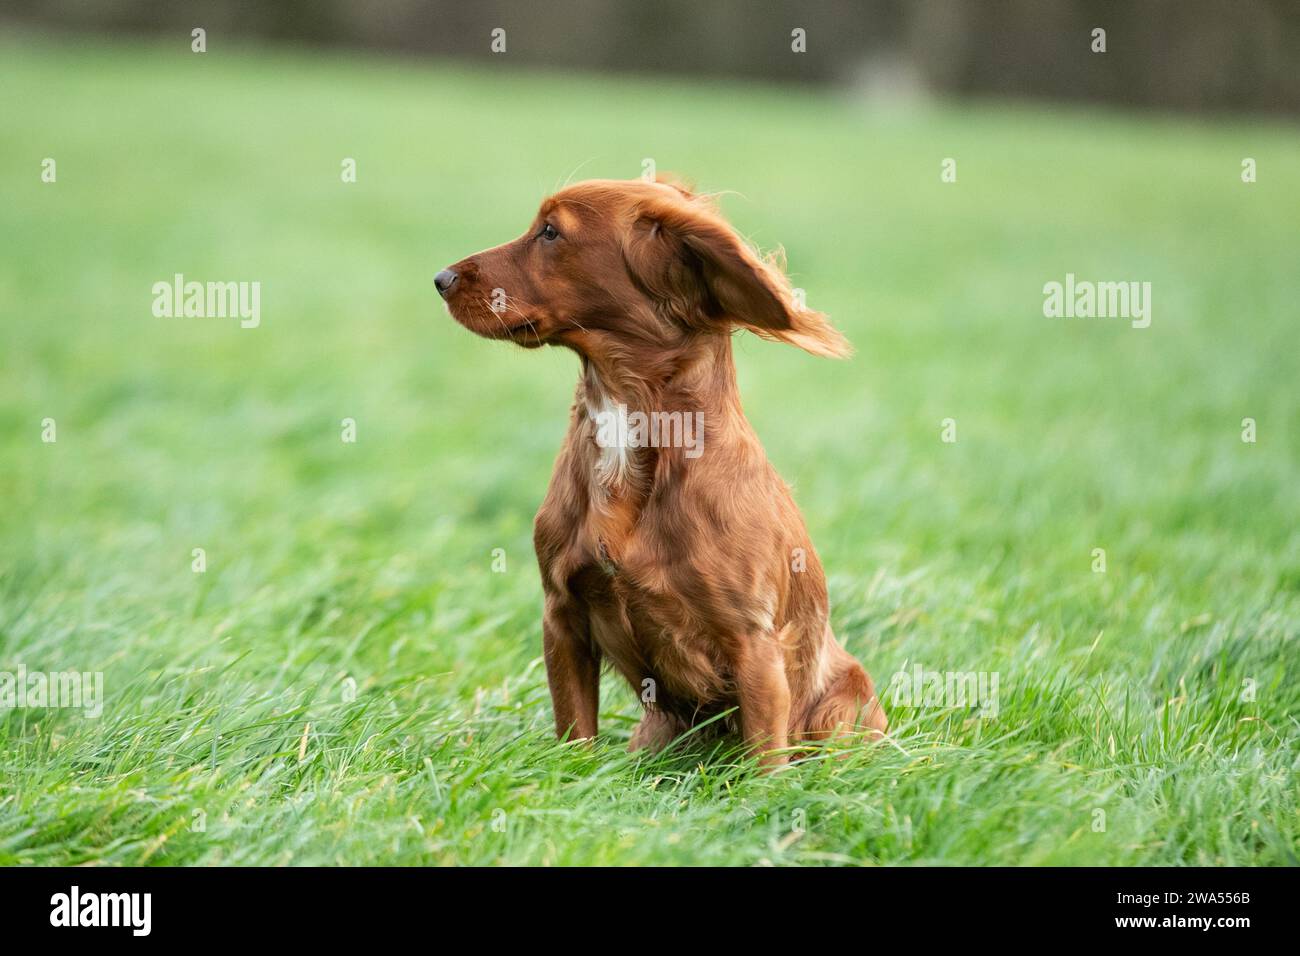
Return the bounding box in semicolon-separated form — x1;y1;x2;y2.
1;35;1297;866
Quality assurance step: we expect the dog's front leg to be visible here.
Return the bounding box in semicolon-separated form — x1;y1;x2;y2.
735;635;791;768
542;595;599;742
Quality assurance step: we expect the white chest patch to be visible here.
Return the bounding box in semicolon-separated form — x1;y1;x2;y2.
586;390;630;487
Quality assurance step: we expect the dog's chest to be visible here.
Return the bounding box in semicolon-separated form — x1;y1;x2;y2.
594;536;618;577
587;593;725;710
535;414;732;706
575;524;729;707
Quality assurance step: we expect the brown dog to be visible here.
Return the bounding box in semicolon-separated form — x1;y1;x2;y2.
437;178;885;766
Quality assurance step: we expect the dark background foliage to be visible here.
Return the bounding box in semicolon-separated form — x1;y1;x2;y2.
6;0;1299;116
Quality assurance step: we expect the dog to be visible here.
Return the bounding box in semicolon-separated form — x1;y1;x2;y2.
437;177;886;767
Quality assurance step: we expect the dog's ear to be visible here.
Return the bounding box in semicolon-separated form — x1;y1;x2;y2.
623;191;851;358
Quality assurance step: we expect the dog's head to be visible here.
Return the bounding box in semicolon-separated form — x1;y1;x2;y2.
436;177;849;358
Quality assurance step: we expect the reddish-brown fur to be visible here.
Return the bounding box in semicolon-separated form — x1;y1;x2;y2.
437;177;886;767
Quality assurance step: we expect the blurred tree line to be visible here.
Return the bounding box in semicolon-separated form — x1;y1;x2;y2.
6;0;1297;115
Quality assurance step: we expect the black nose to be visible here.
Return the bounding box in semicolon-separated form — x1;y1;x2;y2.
434;269;458;298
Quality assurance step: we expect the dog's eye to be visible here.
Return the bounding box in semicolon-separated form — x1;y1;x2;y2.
540;223;559;242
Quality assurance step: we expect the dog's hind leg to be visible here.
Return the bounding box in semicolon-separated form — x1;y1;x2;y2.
628;708;690;754
800;654;887;743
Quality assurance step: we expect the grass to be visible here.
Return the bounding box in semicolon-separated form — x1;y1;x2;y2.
0;34;1297;866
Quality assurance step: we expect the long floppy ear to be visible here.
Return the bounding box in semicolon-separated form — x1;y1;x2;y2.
623;190;851;358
